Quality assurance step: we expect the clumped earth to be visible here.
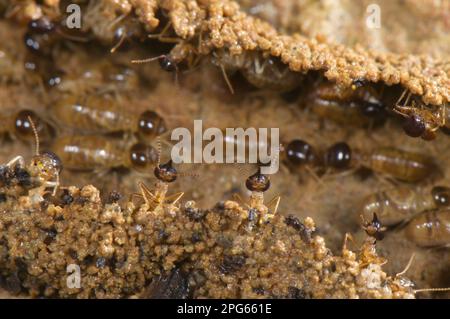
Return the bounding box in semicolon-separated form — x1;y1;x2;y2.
0;0;449;298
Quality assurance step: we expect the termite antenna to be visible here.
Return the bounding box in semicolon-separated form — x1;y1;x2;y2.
131;55;164;64
131;56;160;64
110;31;126;53
220;64;235;95
156;135;161;167
27;116;40;156
414;287;450;294
395;253;415;277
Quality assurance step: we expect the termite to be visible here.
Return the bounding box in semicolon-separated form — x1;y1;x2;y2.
2;116;62;199
361;186;450;227
211;49;303;94
49;95;166;142
51;135;158;173
325;142;436;183
232;168;281;224
136;159;184;211
405;209;450;248
307;80;386;127
0;109;54;145
394;89;446;141
54;62;140;95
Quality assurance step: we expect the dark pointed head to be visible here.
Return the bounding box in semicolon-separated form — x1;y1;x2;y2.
137;110;167;141
325;142;352;169
154;160;177;183
129;143;158;172
362;213;384;240
245;169;270;192
403;114;426;138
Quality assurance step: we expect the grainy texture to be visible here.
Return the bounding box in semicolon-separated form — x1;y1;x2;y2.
9;0;450;105
1;0;449;299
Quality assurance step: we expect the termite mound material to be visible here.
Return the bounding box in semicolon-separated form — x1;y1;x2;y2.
0;180;414;299
10;0;449;105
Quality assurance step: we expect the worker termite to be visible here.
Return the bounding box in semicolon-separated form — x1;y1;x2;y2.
211;49;303;94
394;89;446;141
50;135;159;174
49;95;166;142
24;16;88;57
54;62;140;95
0;109;54;145
307;80;386;127
361;185;450;227
131;41;199;83
405;209;450;248
2;116;62;200
325;142;436;183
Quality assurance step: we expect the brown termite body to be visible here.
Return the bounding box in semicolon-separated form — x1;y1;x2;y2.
307;80;386;127
0;109;54;145
325;142;436;183
51;135;158;173
54;63;140;95
361;186;450;227
50;95;167;142
211;49;303;93
394;90;446;141
405;209;450;248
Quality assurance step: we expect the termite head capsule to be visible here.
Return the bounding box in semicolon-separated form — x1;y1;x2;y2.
402;114;426;138
129;143;158;171
14;110;43;140
154;160;177;183
362;213;384;241
325;142;352;169
286;139;316;166
431;186;450;207
30;151;62;181
158;55;177;72
137;111;167;141
246;169;270;192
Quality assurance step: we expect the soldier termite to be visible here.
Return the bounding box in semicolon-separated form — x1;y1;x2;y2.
306;80;386;127
133;137;188;211
2;116;62;199
361;185;450;227
361;213;386;241
404;208;450;248
394;89;446;141
49;94;166;143
211;49;303;94
232;168;281;224
324;142;436;183
50;135;159;174
0;109;54;145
